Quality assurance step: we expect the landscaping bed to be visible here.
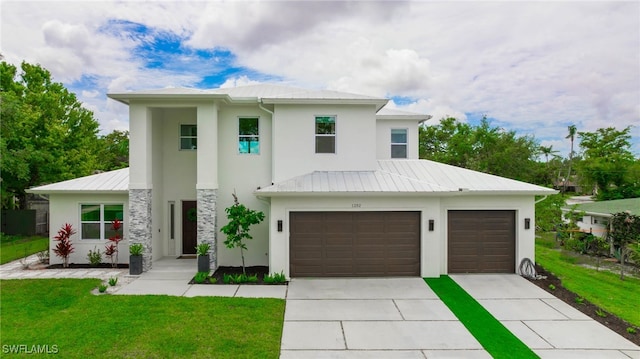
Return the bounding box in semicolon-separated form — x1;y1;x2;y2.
47;263;129;269
188;266;287;285
529;264;640;346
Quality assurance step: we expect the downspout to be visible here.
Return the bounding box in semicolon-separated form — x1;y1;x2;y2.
258;99;276;186
535;195;548;204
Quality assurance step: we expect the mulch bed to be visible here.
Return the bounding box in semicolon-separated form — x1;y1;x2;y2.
528;264;639;346
188;266;286;285
47;263;129;269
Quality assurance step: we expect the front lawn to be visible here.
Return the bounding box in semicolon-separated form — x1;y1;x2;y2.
536;243;640;326
0;279;285;358
0;235;48;264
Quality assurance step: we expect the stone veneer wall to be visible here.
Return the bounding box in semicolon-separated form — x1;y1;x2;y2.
129;189;153;272
197;189;218;270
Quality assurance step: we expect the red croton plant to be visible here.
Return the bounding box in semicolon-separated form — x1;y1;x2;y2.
53;223;75;268
105;219;124;268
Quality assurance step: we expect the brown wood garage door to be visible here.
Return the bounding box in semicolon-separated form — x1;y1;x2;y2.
290;211;420;277
448;210;515;273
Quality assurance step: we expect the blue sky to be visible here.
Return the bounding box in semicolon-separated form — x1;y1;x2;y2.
2;1;639;158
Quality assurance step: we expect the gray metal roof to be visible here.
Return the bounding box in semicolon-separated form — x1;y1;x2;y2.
108;84;388;109
27;168;129;194
257;160;557;196
376;107;431;121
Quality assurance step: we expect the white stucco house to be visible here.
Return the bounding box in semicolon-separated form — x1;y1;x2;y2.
29;84;556;277
562;198;640;238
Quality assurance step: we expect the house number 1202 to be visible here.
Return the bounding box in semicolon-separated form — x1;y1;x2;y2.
352;203;361;208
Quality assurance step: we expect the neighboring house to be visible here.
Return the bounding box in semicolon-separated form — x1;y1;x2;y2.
562;198;640;238
29;84;556;277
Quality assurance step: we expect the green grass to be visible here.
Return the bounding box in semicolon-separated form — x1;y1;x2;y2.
0;279;285;358
425;276;537;359
536;244;640;326
0;235;49;264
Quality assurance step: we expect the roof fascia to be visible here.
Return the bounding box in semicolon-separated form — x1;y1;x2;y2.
261;98;389;111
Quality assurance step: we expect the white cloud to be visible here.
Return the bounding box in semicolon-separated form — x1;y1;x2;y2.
219;75;263;88
1;1;638;155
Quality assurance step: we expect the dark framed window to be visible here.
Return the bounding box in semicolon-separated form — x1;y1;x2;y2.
180;124;197;150
391;128;407;158
315;116;336;153
239;118;260;154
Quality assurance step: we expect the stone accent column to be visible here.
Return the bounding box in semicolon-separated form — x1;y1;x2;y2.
197;189;217;269
129;188;153;272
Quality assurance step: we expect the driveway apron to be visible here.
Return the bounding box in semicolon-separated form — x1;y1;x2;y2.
280;278;490;358
450;274;640;359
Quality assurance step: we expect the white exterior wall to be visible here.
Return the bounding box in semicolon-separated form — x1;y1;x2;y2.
441;195;536;274
48;193;129;265
268;195;442;278
376;119;420;159
217;105;272;266
272;104;378;182
575;215;608;238
268;194;536;278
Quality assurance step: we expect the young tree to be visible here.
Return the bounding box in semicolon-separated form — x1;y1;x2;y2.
608;211;640;280
1;61;101;209
220;193;265;275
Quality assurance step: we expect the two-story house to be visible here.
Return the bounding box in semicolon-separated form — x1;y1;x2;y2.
29;84;556;277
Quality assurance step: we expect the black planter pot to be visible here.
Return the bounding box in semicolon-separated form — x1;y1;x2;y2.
197;255;210;273
130;255;143;275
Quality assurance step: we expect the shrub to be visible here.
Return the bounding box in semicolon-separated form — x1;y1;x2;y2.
627;327;637;334
105;219;124;268
53;223;75;268
548;284;556;291
223;273;233;284
194;272;209;284
129;243;144;256
595;309;607;318
263;272;287;284
108;277;118;286
87;247;102;267
98;284;108;293
246;273;258;283
196;243;210;256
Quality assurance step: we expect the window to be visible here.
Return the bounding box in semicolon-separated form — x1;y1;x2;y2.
391;129;407;158
81;204;124;240
238;118;260;154
315;116;336;153
180;124;197;150
169;202;175;240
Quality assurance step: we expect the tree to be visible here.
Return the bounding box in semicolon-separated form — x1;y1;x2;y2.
97;130;129;171
577;127;638;200
220;193;265;275
563;124;577;193
534;194;566;232
419;117;540;183
607;211;640;280
539;145;559;163
1;61;101;209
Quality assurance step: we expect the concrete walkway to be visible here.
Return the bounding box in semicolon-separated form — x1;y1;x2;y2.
0;254;128;281
114;257;287;299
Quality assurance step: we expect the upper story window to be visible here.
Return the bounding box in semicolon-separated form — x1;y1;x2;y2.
315;116;336;153
180;124;197;150
391;128;407;158
81;204;124;240
238;117;260;154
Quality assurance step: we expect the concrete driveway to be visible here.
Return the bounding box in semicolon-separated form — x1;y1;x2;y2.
280;276;639;359
280;278;490;358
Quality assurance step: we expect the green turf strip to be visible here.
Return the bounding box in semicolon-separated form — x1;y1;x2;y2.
425;276;538;359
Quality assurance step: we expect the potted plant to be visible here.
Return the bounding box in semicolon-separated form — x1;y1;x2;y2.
196;242;211;273
129;243;144;275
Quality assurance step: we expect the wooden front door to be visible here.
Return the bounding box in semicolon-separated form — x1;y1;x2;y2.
182;201;197;255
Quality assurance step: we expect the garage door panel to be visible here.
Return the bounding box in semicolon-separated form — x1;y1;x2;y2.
290;211;420;277
448;210;515;273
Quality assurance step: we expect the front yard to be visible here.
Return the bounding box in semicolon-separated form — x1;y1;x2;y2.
535;234;640;327
0;279;285;358
0;235;48;265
